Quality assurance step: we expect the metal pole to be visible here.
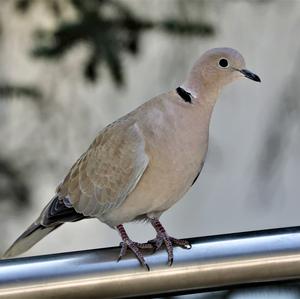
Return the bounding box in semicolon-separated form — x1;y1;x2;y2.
1;226;300;298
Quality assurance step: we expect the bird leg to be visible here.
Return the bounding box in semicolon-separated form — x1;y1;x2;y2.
148;218;192;266
116;224;152;270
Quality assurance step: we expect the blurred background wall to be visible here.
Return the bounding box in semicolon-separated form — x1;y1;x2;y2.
0;0;299;258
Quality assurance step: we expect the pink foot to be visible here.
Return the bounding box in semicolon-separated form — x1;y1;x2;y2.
116;224;152;270
149;219;192;266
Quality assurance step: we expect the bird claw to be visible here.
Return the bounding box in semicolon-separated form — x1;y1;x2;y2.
116;223;191;269
169;237;192;249
147;234;192;266
117;240;150;271
147;237;164;253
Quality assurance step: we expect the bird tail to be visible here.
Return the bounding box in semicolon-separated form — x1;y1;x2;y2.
2;221;62;259
2;195;87;259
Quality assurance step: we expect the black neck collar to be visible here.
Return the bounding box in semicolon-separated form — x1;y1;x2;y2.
176;87;192;103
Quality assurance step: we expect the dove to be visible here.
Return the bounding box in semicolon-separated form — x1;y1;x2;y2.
2;47;260;270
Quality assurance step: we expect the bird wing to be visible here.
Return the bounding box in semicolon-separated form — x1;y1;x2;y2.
57;120;149;217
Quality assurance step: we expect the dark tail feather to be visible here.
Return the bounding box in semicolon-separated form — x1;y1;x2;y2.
2;195;87;259
2;222;62;259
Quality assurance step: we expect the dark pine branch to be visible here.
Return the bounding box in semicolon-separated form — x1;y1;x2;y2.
0;159;30;207
15;0;215;86
0;84;42;100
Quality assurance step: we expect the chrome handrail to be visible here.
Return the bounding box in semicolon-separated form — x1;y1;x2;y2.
1;226;300;298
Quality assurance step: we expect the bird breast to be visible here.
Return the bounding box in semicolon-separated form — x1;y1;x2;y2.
101;97;210;226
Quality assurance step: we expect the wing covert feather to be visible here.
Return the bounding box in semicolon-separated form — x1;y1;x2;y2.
57;121;149;217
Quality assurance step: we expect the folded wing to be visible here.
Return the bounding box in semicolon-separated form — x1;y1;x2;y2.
57;121;149;218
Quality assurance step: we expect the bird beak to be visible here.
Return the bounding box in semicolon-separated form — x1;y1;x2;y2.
239;69;261;82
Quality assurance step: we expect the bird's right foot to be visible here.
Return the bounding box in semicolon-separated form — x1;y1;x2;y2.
116;224;151;270
117;239;151;270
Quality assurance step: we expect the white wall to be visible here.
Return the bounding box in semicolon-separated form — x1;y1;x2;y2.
1;0;300;257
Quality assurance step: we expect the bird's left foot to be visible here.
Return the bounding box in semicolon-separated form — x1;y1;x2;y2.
148;219;192;266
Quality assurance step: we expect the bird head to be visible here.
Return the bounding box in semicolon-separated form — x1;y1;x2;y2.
186;47;261;93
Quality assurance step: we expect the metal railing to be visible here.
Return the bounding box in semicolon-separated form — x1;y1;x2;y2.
1;226;300;298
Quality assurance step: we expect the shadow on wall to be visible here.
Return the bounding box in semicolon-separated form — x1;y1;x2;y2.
0;0;214;209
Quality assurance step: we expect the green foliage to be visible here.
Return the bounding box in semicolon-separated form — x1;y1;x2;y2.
15;0;215;86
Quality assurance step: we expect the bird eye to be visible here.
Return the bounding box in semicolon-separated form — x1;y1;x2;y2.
218;58;229;68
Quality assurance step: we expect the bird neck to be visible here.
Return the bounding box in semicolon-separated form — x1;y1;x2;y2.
181;80;221;109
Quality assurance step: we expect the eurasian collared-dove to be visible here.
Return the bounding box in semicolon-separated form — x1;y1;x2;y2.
2;47;260;270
